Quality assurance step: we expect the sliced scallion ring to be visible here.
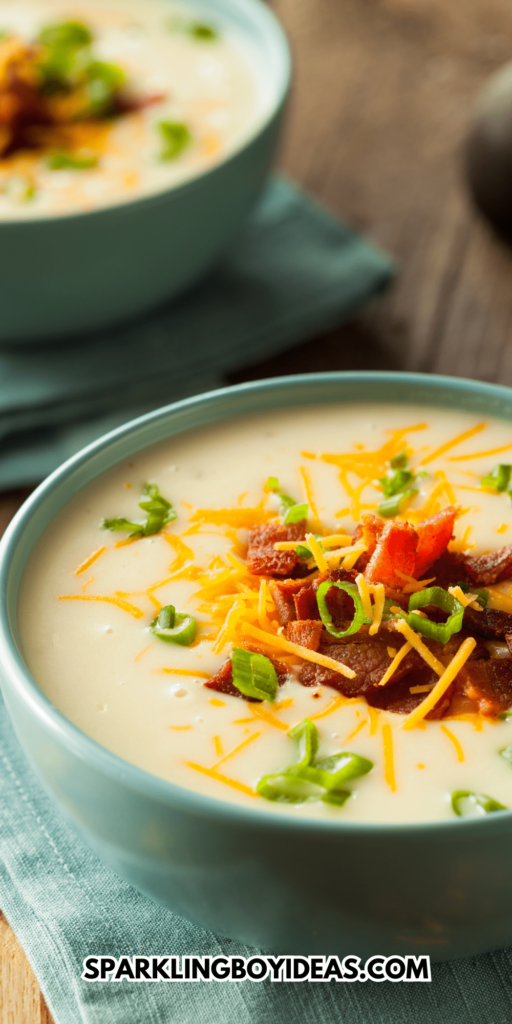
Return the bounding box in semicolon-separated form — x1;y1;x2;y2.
150;605;196;646
316;580;368;639
451;790;507;817
405;586;464;644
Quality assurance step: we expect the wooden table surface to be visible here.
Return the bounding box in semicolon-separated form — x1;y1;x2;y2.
3;0;512;1019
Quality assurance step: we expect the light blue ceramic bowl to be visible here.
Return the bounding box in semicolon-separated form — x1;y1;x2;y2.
0;0;290;344
2;372;512;962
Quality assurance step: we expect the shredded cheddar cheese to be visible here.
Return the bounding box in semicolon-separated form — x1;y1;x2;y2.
213;731;261;767
74;546;106;576
186;763;257;797
382;723;396;792
377;641;413;686
418;423;486;466
368;583;385;636
341;544;367;570
305;533;329;572
58;594;143;618
486;587;512;614
241;622;356;679
355;574;373;621
395;620;445;676
448;585;483;612
402;636;477;729
395;571;436;594
440;724;464;762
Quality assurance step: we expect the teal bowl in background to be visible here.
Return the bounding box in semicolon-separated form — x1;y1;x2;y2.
0;0;291;344
3;371;512;961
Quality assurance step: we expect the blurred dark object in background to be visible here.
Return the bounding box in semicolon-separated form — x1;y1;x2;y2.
466;64;512;240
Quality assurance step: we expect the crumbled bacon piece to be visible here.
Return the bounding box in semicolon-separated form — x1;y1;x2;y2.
365;666;448;717
204;646;289;702
455;659;512;717
284;619;323;651
352;514;384;568
414;506;457;578
465;544;512;586
425;550;470;591
299;635;422;696
246;522;306;577
463;606;512;641
364;520;418;590
271;579;307;625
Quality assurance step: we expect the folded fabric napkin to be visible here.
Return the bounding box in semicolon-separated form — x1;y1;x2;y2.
0;175;395;489
1;691;511;1024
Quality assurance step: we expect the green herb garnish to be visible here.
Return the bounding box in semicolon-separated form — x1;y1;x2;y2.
316;580;369;639
500;744;512;765
189;22;218;40
451;790;507;816
84;60;126;114
150;605;196;646
266;477;308;525
46;151;98;170
481;464;512;495
158;121;192;161
378;489;419;518
231;648;279;702
377;452;426;518
256;718;373;805
103;483;176;538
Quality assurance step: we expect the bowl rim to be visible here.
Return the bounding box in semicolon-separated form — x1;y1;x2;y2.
2;369;512;838
0;0;291;227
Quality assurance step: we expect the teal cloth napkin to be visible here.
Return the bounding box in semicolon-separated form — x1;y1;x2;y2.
1;691;512;1024
0;175;395;488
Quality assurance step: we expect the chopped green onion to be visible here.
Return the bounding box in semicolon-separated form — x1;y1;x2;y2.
499;711;512;721
4;175;36;202
46;151;98;170
390;450;408;470
150;605;196;646
256;717;373;805
38;20;92;49
481;464;512;492
103;483;176;537
295;544;313;559
288;718;318;768
451;790;507;816
283;503;308;525
159;121;192;160
316;580;369;639
500;745;512;765
84;60;125;114
231;648;278;702
378;489;418;518
266;477;308;524
189;21;218;40
404;586;464;644
378;468;415;498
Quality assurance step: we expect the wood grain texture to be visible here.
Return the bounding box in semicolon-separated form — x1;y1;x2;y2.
2;0;512;1018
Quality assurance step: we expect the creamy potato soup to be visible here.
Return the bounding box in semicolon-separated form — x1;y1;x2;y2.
18;404;512;822
0;0;262;216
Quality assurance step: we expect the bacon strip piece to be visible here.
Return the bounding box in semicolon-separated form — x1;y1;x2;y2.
364;521;418;590
414;506;457;578
465;544;512;586
246;522;306;577
455;659;512;717
299;635;422;696
463;606;512;641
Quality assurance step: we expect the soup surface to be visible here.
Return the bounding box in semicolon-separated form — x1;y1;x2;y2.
18;403;512;822
0;0;262;217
